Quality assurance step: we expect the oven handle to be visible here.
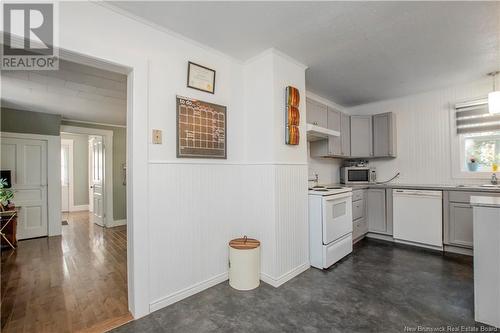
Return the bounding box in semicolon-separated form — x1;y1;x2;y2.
323;192;352;201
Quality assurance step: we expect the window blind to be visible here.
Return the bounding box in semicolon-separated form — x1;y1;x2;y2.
455;98;500;134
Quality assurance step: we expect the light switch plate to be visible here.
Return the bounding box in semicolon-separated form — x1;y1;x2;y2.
152;129;162;144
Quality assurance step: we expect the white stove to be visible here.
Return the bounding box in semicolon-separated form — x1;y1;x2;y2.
308;185;353;269
308;185;352;196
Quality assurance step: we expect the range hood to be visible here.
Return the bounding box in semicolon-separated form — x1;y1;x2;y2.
306;123;340;142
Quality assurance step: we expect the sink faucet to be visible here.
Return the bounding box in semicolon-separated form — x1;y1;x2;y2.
491;173;498;185
309;173;319;186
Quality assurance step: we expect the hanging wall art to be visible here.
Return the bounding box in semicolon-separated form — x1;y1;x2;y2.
285;86;300;145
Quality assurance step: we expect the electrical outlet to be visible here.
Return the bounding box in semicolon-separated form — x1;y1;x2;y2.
152;129;162;144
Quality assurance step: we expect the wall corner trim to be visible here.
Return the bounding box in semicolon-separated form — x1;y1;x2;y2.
149;272;229;313
108;219;127;227
260;262;310;288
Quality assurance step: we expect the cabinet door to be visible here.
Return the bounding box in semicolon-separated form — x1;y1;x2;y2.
367;189;387;234
352;199;365;221
327;107;341;155
448;203;473;248
340;113;350;156
350;115;373;157
306;98;327;127
373;112;396;157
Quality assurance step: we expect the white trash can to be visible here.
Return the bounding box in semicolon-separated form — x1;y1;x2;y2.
228;236;260;290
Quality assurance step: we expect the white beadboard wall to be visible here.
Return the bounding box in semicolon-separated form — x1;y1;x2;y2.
147;45;310;313
274;165;309;281
349;78;493;185
148;163;308;309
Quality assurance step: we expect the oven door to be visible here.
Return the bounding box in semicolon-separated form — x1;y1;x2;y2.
322;192;353;244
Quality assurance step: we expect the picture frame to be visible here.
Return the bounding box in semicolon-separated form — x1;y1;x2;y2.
187;61;216;94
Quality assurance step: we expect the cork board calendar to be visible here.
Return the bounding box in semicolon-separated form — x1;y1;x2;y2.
176;96;227;159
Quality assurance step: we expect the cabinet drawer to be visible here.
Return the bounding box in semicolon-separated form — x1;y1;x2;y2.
323;233;352;268
352;199;365;220
353;218;367;240
352;190;365;202
449;191;500;204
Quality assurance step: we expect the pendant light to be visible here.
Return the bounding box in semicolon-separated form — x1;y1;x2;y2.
488;71;500;114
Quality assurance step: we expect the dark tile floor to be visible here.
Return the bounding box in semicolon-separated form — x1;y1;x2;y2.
113;239;483;333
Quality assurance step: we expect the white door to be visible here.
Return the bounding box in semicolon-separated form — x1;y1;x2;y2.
90;136;105;226
61;140;72;212
1;138;48;239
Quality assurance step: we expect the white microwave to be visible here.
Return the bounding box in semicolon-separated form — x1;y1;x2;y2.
340;167;376;184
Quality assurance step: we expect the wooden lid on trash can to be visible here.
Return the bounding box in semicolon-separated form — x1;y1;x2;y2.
229;236;260;250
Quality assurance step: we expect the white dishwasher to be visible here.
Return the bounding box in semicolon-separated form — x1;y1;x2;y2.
393;189;443;250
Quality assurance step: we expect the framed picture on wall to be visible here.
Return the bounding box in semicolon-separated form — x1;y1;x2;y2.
187;61;216;94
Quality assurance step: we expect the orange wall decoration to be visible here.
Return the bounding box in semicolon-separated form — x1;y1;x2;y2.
285;86;300;145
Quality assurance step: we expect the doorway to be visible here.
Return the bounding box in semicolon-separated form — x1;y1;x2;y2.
1;54;132;332
61;138;73;215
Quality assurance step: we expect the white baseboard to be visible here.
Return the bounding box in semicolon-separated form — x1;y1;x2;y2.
260;262;310;288
107;219;127;227
148;263;310;314
393;238;443;252
70;204;89;212
444;245;473;256
366;232;394;242
149;272;228;312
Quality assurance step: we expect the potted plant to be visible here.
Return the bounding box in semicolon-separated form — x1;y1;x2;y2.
467;156;479;172
0;179;14;212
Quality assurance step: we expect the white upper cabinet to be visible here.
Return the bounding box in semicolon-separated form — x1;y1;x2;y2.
328;107;342;155
340;113;351;157
350;115;373;157
307;97;396;159
373;112;397;157
306;97;328;128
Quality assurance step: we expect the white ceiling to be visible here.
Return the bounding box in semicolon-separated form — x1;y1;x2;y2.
111;1;500;106
1;60;127;125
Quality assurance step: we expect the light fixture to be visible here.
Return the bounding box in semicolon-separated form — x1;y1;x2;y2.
488;71;500;114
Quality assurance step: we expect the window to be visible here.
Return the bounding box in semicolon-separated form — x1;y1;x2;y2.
461;132;500;173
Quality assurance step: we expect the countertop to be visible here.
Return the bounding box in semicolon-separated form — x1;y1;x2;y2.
326;183;500;193
470;196;500;208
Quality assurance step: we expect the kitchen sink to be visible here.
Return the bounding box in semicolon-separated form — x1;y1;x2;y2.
454;184;500;188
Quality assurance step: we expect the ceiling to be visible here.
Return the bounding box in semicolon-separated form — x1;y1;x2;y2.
1;60;127;125
111;1;500;106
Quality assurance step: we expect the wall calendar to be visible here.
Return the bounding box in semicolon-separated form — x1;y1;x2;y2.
176;96;227;159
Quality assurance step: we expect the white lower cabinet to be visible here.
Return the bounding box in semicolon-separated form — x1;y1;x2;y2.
353;218;368;240
352;189;368;242
448;203;473;248
444;191;500;250
367;189;388;234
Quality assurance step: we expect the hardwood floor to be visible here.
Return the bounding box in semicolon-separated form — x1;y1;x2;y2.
1;211;128;333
